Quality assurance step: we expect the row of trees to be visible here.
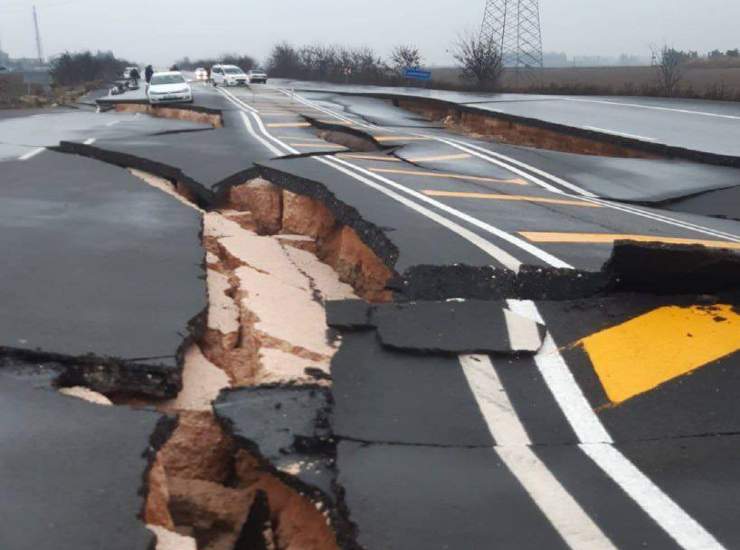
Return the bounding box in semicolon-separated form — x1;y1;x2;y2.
265;35;503;90
49;51;131;86
174;54;257;71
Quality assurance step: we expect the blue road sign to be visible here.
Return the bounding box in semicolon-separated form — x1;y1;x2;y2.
404;68;432;81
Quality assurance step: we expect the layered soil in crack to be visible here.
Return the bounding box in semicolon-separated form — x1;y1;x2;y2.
117;170;362;549
394;97;659;159
112;103;224;128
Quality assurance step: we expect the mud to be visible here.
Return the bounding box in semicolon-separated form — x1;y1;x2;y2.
395;97;657;159
112;102;224;128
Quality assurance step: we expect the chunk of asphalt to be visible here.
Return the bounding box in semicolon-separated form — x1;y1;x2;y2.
213;386;335;498
606;241;740;294
332;331;495;446
325;299;373;330
0;152;206;397
372;300;546;354
0;366;172;550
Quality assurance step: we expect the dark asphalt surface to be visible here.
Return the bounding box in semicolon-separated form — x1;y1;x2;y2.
0;151;205;372
0;365;164;550
276;79;740;158
2;79;738;549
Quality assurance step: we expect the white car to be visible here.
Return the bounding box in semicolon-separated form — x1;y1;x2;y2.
211;64;248;86
194;67;208;81
247;69;268;84
147;72;193;104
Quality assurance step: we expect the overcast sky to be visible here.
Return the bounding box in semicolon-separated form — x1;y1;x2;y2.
0;0;738;65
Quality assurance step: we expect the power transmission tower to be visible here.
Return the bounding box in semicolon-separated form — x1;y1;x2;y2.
33;5;44;64
480;0;543;81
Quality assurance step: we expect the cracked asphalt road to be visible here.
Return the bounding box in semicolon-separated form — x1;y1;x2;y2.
0;80;738;549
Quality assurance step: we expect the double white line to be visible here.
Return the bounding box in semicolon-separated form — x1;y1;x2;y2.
217;86;726;550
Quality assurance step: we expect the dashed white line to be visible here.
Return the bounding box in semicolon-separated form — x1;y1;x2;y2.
460;354;617;550
562;97;740;121
83;138;96;145
582;125;658;142
18;147;45;161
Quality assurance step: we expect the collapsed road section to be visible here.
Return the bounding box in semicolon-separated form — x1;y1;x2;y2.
2;82;739;550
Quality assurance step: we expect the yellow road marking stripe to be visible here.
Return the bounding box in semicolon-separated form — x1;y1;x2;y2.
375;136;431;141
265;122;311;128
336;153;402;163
519;232;740;249
370;168;527;185
579;305;739;404
407;153;472;162
317;120;355;125
423;190;600;207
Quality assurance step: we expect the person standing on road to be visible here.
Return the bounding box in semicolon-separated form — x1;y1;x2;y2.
129;67;140;87
145;65;154;85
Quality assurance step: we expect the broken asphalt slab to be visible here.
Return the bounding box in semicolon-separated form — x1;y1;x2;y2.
326;299;546;354
213;385;336;499
0;365;170;550
0;151;206;396
56;125;271;204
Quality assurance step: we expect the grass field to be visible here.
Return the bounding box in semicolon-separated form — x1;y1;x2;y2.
429;63;740;100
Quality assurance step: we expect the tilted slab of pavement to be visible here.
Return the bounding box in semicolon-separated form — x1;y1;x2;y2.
0;363;170;550
0;151;205;396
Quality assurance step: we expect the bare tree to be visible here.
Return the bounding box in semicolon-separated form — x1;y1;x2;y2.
391;45;423;74
452;33;503;90
652;45;686;97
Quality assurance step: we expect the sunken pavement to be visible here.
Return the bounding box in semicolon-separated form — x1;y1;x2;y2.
0;83;738;550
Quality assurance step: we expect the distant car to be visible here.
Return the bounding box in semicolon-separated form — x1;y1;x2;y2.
194;67;208;81
247;69;268;84
211;64;248;86
147;72;193;104
0;65;9;73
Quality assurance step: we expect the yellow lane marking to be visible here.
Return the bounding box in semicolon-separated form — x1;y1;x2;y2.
265;122;311;128
423;190;600;207
336;153;402;163
407;153;472;162
317;120;355;126
519;232;740;249
370;168;527;185
578;305;740;404
375;136;431;142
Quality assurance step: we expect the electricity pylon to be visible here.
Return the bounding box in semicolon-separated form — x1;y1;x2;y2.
480;0;543;80
33;5;44;64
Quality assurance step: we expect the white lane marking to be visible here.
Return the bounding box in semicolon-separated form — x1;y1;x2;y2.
282;89;739;242
582;125;658;142
105;120;120;127
460;354;531;446
315;156;523;271
443;138;740;242
18;147;45;161
239;111;283;156
562;97;740;121
327;156;573;269
230;87;723;549
581;444;724;550
220;87;531;271
83;138;96;145
460;355;617;550
431;135;593;196
504;308;543;352
506;300;725;550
